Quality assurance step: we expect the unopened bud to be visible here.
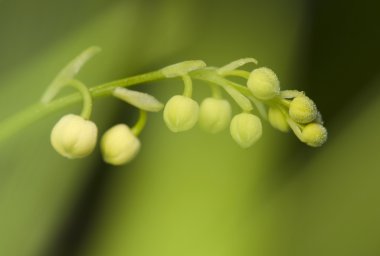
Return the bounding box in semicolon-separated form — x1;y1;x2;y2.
289;95;317;123
163;95;199;132
301;123;327;147
199;98;231;133
247;67;280;100
268;107;289;132
230;113;262;148
50;114;98;159
101;124;140;165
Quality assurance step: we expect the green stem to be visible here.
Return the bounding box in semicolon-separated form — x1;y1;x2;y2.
181;74;193;97
191;68;253;111
131;110;147;136
287;118;304;142
67;80;93;120
222;70;250;79
210;84;222;99
0;66;257;144
191;68;251;95
0;70;165;143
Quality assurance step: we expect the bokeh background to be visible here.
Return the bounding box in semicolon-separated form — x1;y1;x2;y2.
1;0;380;255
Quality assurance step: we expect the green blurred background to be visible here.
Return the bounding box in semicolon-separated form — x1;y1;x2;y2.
1;0;380;255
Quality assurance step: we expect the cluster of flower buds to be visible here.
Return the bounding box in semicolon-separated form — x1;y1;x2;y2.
162;62;327;149
46;50;327;166
283;93;327;147
50;87;163;165
50;114;141;165
248;67;327;147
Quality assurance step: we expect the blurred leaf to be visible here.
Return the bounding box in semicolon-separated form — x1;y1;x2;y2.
41;46;101;103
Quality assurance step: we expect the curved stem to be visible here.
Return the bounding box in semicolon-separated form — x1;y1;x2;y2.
287;118;304;142
0;70;165;143
248;96;268;120
191;68;251;95
222;70;250;79
131;110;147;136
210;84;222;99
191;68;253;111
67;80;93;119
181;74;193;97
217;58;257;75
0;66;261;144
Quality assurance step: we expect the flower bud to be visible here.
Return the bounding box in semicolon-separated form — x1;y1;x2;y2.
50;114;98;159
289;95;317;123
101;124;140;165
301;123;327;147
230;113;262;148
199;98;231;133
163;95;199;132
268;107;289;132
247;67;280;100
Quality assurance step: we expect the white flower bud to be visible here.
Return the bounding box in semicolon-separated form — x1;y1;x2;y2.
301;123;327;147
199;98;231;133
163;95;199;132
50;114;98;159
230;113;262;148
247;67;280;100
289;95;317;124
268;107;289;132
101;124;140;165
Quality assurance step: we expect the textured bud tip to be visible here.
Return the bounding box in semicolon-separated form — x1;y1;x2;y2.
247;67;280;100
301;123;327;147
199;98;231;133
268;107;289;132
101;124;141;165
230;113;262;148
50;114;98;159
289;95;317;124
163;95;199;132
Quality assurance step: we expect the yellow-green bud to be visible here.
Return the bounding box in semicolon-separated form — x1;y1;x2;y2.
247;67;280;100
101;124;140;165
301;123;327;147
50;114;98;159
199;98;231;133
289;95;317;123
163;95;199;132
268;107;289;132
230;113;262;148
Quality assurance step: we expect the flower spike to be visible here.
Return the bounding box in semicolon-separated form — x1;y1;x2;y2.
0;47;329;166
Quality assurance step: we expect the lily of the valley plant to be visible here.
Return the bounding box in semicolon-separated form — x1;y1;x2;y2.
0;47;327;165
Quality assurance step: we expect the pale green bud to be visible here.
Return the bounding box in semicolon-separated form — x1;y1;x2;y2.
301;123;327;147
199;98;231;133
289;95;317;123
163;95;199;132
101;124;140;165
50;114;98;159
268;107;289;132
230;113;262;148
247;67;280;100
